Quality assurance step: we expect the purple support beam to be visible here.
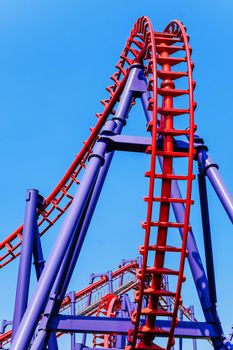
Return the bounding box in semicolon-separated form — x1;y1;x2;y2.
47;315;220;339
12;189;41;338
179;311;183;350
22;126;116;350
30;64;147;350
30;66;146;350
197;148;233;223
101;134;188;154
10;150;105;349
33;220;59;350
70;291;76;350
124;294;133;317
190;306;197;350
33;225;45;281
81;277;93;347
10;64;146;350
198;172;217;306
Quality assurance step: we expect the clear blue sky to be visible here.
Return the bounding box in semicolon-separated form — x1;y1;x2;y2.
0;1;233;349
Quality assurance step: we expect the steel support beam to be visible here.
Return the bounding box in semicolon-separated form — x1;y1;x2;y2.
9;64;147;350
198;172;217;306
47;315;220;339
12;189;42;338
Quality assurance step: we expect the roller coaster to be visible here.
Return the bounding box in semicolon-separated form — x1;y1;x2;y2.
0;16;233;350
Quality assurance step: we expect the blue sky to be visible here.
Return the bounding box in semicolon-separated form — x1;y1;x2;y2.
0;1;233;349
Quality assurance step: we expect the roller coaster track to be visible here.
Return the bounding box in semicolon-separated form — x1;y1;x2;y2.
0;16;196;350
0;38;133;268
118;17;195;350
0;260;198;348
0;262;138;347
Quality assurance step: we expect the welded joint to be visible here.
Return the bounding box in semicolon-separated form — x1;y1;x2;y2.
112;117;127;126
88;153;105;166
33;258;45;267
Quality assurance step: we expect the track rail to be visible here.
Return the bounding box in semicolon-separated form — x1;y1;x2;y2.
0;24;146;268
123;17;196;350
0;16;195;350
93;294;121;348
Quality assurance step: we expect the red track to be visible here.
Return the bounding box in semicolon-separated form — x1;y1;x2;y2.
0;261;138;347
0;260;197;348
0;16;195;350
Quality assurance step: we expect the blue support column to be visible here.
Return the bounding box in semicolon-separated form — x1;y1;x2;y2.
190;306;197;350
198;172;217;306
12;189;42;338
33;225;45;281
70;291;76;350
12;121;116;350
10;64;146;350
179;311;183;350
33;219;59;350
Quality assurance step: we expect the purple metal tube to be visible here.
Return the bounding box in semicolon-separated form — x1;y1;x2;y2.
107;271;113;294
190;306;197;350
81;278;93;347
10;156;105;350
33;225;45;281
198;173;217;306
197;149;233;223
20;65;144;350
12;189;39;338
47;64;143;309
49;65;146;317
124;294;133;317
47;315;220;339
179;311;183;350
70;291;76;350
33;220;59;350
33;180;108;349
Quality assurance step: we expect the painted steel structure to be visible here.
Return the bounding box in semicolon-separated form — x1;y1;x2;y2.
0;16;232;350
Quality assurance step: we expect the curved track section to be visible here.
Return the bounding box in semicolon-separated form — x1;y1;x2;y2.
0;15;196;350
124;17;196;350
0;26;145;268
93;294;121;348
0;261;138;347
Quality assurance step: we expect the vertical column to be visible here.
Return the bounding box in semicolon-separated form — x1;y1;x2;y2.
33;225;45;281
70;291;76;350
12;189;41;338
107;271;113;294
198;172;217;305
179;311;183;350
190;305;197;350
